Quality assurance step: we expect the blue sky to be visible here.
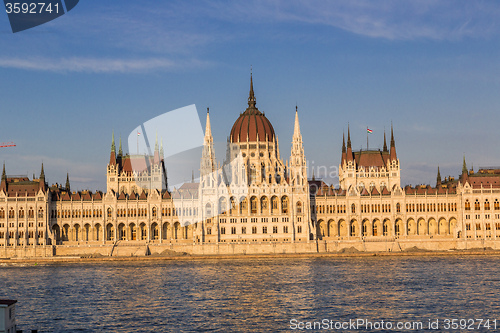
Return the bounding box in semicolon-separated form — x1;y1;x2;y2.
1;0;500;190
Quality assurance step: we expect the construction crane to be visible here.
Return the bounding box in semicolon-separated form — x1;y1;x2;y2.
0;142;15;148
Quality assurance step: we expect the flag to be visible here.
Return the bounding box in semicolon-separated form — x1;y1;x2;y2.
137;131;141;136
367;128;373;133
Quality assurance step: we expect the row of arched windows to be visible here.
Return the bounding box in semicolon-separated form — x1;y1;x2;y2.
206;196;298;216
465;199;500;211
0;207;44;219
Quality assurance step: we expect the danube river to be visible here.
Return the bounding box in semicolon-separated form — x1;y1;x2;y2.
2;255;500;332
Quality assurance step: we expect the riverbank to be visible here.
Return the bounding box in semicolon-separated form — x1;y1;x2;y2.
2;247;500;265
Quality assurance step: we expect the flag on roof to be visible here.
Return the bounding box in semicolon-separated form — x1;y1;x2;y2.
137;131;141;136
367;128;373;133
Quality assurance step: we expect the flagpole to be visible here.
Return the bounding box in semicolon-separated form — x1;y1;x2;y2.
367;127;369;150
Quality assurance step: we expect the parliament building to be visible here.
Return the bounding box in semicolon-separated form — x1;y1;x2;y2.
1;76;500;257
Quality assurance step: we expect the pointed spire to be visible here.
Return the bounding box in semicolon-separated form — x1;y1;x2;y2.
390;123;397;161
192;170;195;183
347;124;352;149
40;163;45;179
390;123;395;148
118;136;123;156
342;132;346;153
204;107;213;144
66;173;70;192
462;155;468;175
248;70;256;108
0;163;6;193
312;168;316;181
293;105;301;139
383;130;388;152
111;131;116;152
155;132;159;152
160;138;164;160
109;132;117;166
436;166;442;186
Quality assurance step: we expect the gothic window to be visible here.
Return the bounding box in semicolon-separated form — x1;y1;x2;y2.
19;208;24;218
281;196;289;214
38;207;44;219
0;208;4;219
271;196;278;214
351;204;356;214
152;207;157;218
240;197;248;214
475;199;480;210
495;199;500;210
205;203;212;217
485;200;490;210
296;201;302;214
107;208;112;218
250;196;258;214
28;207;34;218
260;196;268;214
465;200;471;211
219;197;227;215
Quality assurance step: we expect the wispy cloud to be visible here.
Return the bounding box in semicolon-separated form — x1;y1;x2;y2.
204;0;500;40
0;57;210;73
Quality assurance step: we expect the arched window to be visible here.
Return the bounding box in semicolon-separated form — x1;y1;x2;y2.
18;208;24;218
240;197;248;214
28;207;34;218
0;208;4;219
485;200;490;210
107;208;112;218
205;203;212;217
351;203;356;214
281;196;289;214
219;197;227;215
271;196;278;214
475;199;480;210
9;208;14;219
495;199;500;210
260;196;268;214
296;201;302;214
152;207;157;217
250;196;258;214
465;200;471;210
38;207;44;219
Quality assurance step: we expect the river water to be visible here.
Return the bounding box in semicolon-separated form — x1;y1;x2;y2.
1;255;500;332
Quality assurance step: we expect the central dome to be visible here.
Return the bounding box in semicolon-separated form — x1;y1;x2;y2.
229;75;275;143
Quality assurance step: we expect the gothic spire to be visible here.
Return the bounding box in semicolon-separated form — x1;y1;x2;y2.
111;131;116;152
204;107;213;144
1;163;5;180
66;173;70;192
347;125;352;149
390;123;397;161
383;130;388;152
118;136;123;156
436;166;442;186
248;71;256;108
462;155;468;175
293;105;301;139
155;132;159;152
40;163;45;179
342;132;346;153
390;124;395;148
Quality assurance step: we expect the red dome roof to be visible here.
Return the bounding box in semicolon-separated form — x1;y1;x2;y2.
229;75;275;143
